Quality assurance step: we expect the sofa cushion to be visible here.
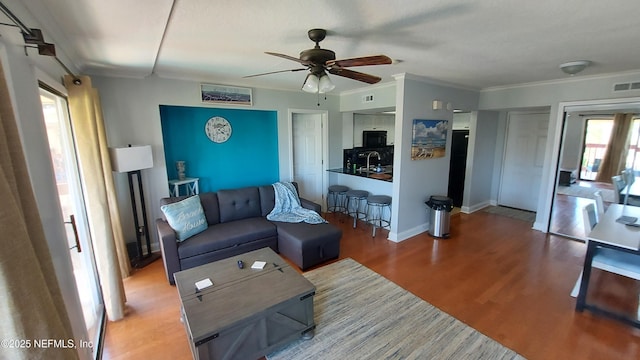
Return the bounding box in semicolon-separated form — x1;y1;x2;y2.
199;192;220;226
177;217;277;259
258;185;276;216
160;195;208;241
217;187;262;223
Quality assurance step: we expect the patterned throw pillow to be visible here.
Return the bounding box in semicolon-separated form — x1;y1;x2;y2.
160;195;208;241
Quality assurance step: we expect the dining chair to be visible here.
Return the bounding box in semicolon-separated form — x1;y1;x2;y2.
621;168;635;186
581;203;598;237
611;175;626;204
570;203;640;297
617;169;640;207
592;191;605;220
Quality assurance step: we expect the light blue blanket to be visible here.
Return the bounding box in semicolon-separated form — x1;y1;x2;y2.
267;182;326;224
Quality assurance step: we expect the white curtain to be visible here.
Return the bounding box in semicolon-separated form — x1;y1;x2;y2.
64;75;129;321
0;62;78;359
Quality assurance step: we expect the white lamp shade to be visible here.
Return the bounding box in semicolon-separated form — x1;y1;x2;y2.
110;145;154;173
302;73;319;93
318;74;335;93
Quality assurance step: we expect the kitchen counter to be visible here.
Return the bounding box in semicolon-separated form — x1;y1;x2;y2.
328;167;393;182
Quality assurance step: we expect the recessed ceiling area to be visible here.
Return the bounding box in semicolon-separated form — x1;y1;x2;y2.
8;0;640;92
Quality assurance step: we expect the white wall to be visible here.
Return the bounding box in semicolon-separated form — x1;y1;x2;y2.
479;71;640;231
340;82;396;112
462;111;499;212
391;74;479;241
92;75;341;249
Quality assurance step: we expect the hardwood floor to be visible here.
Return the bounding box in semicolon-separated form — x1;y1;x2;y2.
103;211;640;360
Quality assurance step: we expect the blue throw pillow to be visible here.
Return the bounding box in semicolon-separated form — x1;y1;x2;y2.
160;195;208;241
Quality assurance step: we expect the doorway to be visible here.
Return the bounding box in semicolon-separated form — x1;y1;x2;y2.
40;86;105;356
290;110;328;209
550;109;640;239
448;130;469;207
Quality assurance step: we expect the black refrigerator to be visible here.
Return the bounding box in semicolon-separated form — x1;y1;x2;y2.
447;130;469;207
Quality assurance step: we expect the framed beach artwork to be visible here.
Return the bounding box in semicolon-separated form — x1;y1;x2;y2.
200;83;253;106
411;119;448;160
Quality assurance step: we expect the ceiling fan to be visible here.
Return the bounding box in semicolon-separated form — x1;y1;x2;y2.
245;29;392;93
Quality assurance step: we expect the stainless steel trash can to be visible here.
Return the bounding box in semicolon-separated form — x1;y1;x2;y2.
426;196;453;238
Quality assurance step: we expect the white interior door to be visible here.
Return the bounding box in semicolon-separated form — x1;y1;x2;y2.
40;87;104;356
499;112;549;212
292;113;324;206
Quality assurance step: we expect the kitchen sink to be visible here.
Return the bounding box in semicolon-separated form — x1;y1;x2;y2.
357;165;393;174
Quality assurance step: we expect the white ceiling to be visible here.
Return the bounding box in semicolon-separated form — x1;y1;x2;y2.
13;0;640;92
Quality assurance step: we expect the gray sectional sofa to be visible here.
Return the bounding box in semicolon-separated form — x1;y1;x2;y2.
156;183;342;284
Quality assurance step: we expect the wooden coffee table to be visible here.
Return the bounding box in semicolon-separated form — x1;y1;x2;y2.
174;247;316;360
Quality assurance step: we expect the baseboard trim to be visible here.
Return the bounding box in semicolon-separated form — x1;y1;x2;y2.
389;223;429;242
532;221;547;232
461;200;492;214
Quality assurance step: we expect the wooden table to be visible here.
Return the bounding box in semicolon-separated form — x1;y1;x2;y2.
174;248;315;360
576;204;640;328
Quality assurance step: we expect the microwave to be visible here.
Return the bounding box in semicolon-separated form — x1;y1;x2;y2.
363;131;387;148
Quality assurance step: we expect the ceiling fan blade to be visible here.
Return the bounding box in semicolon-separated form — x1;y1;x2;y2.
328;67;382;84
243;68;307;78
327;55;392;68
265;51;310;65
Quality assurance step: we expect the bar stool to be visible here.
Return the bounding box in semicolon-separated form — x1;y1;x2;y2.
327;185;349;213
345;190;369;228
367;195;392;237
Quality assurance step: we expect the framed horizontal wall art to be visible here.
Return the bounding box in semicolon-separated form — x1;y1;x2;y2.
200;83;252;106
411;119;448;160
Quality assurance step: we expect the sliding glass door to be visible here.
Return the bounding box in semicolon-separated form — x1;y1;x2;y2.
40;86;104;358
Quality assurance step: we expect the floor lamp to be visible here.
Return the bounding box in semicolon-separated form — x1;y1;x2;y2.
110;145;160;268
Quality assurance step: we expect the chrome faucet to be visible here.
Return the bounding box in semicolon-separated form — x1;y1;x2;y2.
366;151;381;172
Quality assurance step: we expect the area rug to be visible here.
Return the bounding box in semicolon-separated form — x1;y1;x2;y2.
267;259;525;360
556;184;616;203
481;206;536;223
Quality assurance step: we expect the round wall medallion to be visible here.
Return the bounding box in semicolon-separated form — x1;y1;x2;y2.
205;116;232;143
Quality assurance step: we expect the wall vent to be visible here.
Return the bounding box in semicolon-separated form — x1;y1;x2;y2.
362;94;374;103
614;83;631;91
613;82;640;92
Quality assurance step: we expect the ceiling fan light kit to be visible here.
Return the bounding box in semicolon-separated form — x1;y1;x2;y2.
246;28;392;93
318;74;335;93
560;60;591;75
302;73;319;93
302;72;335;94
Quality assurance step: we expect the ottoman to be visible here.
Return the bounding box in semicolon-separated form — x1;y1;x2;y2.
275;222;341;270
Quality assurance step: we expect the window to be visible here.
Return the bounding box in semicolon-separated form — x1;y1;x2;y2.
580;116;640;181
580;119;612;181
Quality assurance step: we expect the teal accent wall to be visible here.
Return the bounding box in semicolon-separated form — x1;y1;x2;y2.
159;105;279;192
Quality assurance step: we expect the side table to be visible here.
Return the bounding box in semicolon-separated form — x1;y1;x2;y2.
169;177;199;197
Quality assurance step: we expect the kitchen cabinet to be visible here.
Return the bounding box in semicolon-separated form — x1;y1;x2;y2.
353;113;395;147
